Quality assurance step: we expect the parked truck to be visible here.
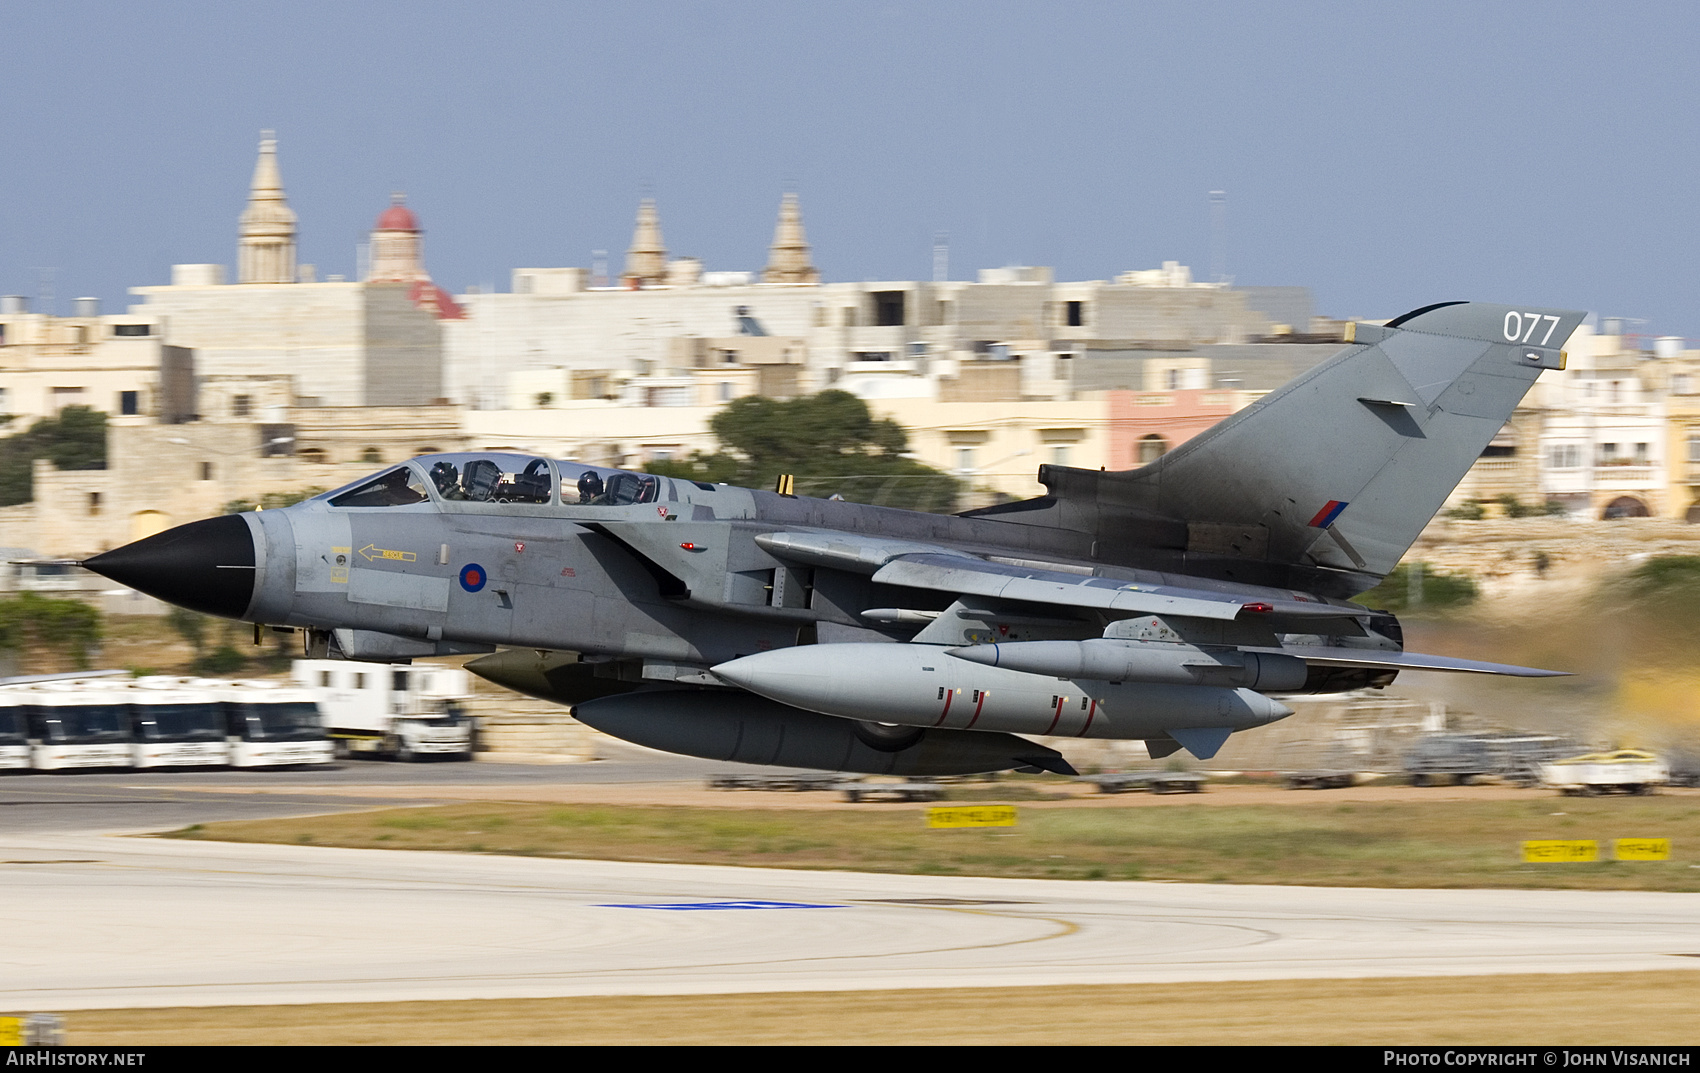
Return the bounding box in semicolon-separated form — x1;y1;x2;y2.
292;660;474;761
1540;749;1670;796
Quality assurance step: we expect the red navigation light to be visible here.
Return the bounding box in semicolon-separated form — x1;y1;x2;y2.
680;543;701;551
1240;602;1274;613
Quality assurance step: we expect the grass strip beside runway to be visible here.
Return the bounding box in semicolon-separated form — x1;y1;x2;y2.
59;971;1700;1045
163;796;1700;890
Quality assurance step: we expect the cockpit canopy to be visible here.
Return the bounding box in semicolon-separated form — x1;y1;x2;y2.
320;453;685;509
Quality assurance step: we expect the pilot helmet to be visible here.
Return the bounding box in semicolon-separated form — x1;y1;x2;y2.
429;461;459;493
577;471;604;501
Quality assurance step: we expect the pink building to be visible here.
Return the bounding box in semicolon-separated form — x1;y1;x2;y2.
1107;388;1245;470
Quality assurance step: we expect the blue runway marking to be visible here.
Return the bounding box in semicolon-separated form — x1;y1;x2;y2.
597;900;845;911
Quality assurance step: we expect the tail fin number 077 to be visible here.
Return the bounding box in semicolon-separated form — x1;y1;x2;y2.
1504;312;1561;345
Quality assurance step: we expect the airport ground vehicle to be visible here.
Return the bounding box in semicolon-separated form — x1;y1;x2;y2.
0;697;29;769
1541;749;1671;795
292;660;474;760
213;679;337;767
129;677;232;768
2;676;333;772
24;683;135;770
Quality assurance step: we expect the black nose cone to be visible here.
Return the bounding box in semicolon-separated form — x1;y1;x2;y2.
84;514;257;619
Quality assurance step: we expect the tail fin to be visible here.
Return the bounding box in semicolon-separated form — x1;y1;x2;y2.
1037;301;1584;589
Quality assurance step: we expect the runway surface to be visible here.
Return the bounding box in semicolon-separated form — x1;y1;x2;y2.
4;824;1700;1009
4;761;1699;1010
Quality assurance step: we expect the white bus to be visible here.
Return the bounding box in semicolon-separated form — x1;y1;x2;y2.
0;693;29;770
24;684;135;770
213;679;334;768
128;677;232;769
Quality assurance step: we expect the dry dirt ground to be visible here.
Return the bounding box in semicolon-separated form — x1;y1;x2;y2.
62;972;1700;1046
151;774;1675;810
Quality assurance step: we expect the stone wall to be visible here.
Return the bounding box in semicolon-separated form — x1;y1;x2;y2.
465;692;603;762
1404;516;1700;596
363;284;444;406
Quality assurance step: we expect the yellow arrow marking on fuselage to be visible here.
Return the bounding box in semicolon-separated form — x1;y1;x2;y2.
358;544;417;563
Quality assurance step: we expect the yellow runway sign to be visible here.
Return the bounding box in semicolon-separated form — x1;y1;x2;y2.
1614;838;1671;861
1521;840;1598;862
927;805;1017;829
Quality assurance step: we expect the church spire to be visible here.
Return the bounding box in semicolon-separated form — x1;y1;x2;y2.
762;192;818;285
622;198;667;288
237;131;298;284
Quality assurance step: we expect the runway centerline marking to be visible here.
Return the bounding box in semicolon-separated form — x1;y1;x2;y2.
599;900;845;910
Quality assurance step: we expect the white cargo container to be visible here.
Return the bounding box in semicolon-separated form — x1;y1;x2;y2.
292;660;474;760
211;679;335;768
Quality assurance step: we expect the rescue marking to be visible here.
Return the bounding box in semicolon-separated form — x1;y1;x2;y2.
1078;697;1098;737
934;687;956;726
459;563;488;592
358;544;417;562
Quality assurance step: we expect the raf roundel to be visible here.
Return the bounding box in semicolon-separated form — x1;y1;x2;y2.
459;563;487;593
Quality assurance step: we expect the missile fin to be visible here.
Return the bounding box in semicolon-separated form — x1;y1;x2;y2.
1166;726;1233;760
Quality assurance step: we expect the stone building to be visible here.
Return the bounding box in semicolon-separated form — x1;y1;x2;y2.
127;136;457;410
451;184;1290;416
0;299;191;426
1532;324;1669;519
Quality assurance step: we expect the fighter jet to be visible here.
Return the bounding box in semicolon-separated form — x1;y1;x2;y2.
85;301;1578;776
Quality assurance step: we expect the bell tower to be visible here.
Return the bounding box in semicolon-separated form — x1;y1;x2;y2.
622;198;667;287
367;192;426;282
237;131;298;284
762;192;818;284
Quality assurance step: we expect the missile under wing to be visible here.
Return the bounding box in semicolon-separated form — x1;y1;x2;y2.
85;301;1579;774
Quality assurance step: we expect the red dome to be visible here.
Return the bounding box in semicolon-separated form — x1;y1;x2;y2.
375;200;418;231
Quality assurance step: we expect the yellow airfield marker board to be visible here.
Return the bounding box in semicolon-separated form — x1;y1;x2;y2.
0;1018;20;1046
1614;838;1671;861
1521;840;1598;862
1522;839;1674;862
927;805;1018;829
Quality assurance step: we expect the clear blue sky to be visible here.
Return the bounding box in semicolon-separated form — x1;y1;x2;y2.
1;1;1695;336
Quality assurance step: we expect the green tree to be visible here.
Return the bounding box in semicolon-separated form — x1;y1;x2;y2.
1356;562;1478;614
647;391;960;512
1494;493;1568;519
0;593;103;670
0;406;108;506
166;606;207;657
221;487;326;514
